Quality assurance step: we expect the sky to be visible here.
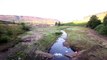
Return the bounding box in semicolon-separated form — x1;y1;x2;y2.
0;0;107;22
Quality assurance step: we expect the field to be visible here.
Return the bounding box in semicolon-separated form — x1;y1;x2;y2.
64;26;107;60
0;24;107;60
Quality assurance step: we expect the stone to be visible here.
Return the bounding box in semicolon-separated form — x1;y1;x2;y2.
35;50;54;58
65;50;85;58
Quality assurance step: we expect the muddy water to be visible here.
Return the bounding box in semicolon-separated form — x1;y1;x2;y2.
49;30;75;60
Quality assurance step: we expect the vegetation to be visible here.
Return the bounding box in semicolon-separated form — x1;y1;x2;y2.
61;22;87;26
0;22;30;44
65;26;98;51
58;21;61;26
64;26;107;60
103;14;107;26
1;13;107;60
86;15;101;29
94;14;107;35
95;24;107;35
55;31;62;35
35;32;58;51
33;26;107;60
7;26;62;60
55;21;61;26
20;23;30;31
55;22;58;26
34;27;61;52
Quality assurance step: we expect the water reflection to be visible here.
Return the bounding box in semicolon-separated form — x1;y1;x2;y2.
49;30;75;60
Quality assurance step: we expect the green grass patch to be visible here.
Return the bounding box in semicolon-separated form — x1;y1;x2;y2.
34;27;62;52
61;22;87;26
35;33;58;52
65;26;97;50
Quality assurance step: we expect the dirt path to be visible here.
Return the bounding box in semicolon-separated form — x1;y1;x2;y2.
86;29;107;44
87;29;107;40
85;29;107;48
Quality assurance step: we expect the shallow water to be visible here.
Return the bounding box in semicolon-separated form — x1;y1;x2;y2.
49;30;75;60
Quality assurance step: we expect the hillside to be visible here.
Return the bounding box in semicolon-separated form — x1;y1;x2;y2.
72;11;107;23
0;15;58;25
83;11;107;22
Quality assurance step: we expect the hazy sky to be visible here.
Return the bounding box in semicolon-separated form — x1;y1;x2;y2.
0;0;107;22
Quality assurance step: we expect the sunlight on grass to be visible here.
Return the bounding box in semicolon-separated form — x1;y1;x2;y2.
34;26;61;52
65;26;99;50
64;26;107;60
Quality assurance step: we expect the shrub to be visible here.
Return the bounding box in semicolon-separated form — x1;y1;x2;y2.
87;15;101;29
0;24;7;34
103;14;107;26
20;23;30;31
95;14;107;35
55;22;58;26
55;32;62;35
6;25;24;36
95;24;107;35
0;35;10;43
0;23;27;44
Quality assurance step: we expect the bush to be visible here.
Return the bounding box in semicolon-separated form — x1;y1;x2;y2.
103;14;107;26
0;35;10;43
20;23;30;31
55;32;62;35
0;23;28;44
6;25;24;36
95;14;107;35
87;15;101;29
95;24;107;35
0;24;7;34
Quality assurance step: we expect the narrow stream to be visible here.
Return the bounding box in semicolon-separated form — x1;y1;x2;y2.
49;30;75;60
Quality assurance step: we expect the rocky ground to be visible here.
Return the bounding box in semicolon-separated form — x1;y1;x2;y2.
0;25;60;60
0;26;43;60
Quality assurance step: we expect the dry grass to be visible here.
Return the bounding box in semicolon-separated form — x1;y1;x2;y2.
64;26;107;60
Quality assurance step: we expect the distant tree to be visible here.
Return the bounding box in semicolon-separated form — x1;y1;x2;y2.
87;15;101;29
55;22;58;26
58;21;61;26
103;14;107;26
94;14;107;35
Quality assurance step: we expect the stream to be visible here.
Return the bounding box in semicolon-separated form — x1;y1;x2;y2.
49;30;75;60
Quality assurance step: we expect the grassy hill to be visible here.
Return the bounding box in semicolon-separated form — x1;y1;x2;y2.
72;11;107;24
83;11;107;22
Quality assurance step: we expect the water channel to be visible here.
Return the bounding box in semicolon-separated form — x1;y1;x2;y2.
49;30;75;60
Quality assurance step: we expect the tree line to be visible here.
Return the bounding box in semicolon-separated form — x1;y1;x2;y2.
87;14;107;35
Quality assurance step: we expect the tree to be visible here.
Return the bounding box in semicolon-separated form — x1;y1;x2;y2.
58;21;61;26
55;21;61;26
55;22;58;26
103;14;107;26
87;15;101;29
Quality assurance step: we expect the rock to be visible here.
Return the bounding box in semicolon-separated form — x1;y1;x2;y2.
63;41;70;48
102;42;107;48
65;50;85;58
65;52;77;58
35;50;54;58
